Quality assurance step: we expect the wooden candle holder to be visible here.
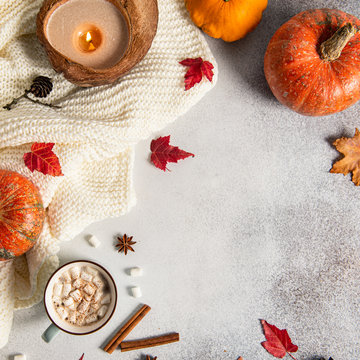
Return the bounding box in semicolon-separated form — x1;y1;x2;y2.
37;0;158;87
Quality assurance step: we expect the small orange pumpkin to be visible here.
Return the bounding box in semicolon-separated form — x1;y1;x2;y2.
0;170;45;261
264;9;360;116
185;0;268;42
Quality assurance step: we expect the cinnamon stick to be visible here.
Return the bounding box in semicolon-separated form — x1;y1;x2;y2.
120;333;180;352
104;304;151;354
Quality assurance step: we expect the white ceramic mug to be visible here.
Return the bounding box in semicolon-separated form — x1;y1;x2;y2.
42;260;117;342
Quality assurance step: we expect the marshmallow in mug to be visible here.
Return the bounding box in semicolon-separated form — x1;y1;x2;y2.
52;265;111;326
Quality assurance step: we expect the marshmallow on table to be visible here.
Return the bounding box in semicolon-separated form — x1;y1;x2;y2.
87;234;101;248
130;286;142;298
14;355;26;360
129;266;143;277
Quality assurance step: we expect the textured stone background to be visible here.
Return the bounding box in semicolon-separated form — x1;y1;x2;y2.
2;0;360;359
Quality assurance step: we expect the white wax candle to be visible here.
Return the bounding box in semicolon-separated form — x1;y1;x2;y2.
46;0;129;69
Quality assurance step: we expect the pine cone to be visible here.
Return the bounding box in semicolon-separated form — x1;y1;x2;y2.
29;76;53;98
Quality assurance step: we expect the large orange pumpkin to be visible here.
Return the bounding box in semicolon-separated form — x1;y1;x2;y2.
185;0;268;42
0;170;45;261
264;9;360;116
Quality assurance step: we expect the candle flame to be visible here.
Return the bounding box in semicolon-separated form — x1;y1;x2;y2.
77;28;100;52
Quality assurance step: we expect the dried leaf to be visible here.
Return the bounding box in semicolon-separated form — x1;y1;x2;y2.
179;57;214;90
24;143;63;177
150;135;194;171
201;61;214;82
260;320;298;359
330;128;360;185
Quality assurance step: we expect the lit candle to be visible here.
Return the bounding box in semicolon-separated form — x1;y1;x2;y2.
45;0;129;69
76;26;102;52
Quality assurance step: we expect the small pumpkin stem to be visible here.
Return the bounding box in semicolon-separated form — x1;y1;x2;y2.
320;23;358;61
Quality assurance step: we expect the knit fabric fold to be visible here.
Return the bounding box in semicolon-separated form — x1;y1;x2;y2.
0;0;217;348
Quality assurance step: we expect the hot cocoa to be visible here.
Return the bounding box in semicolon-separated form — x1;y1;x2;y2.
52;265;111;327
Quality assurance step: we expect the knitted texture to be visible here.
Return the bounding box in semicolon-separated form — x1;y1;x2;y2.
0;0;217;348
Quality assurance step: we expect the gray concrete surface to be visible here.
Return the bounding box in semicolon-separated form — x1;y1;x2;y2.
2;0;359;359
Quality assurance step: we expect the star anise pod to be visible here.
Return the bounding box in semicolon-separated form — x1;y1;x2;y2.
115;234;136;255
145;356;157;360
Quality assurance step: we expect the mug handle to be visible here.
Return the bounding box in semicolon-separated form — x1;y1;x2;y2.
42;323;60;343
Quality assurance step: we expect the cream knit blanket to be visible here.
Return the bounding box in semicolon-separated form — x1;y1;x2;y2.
0;0;217;347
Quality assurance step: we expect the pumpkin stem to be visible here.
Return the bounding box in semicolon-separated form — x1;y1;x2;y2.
320;23;358;61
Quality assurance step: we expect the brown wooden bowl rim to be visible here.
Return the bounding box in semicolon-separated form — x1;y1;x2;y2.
41;0;132;73
36;0;158;86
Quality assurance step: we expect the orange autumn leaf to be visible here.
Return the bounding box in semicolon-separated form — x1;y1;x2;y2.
331;128;360;186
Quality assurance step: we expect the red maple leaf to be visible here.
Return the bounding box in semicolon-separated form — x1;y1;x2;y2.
260;320;298;359
150;135;194;171
179;57;214;90
24;143;63;177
